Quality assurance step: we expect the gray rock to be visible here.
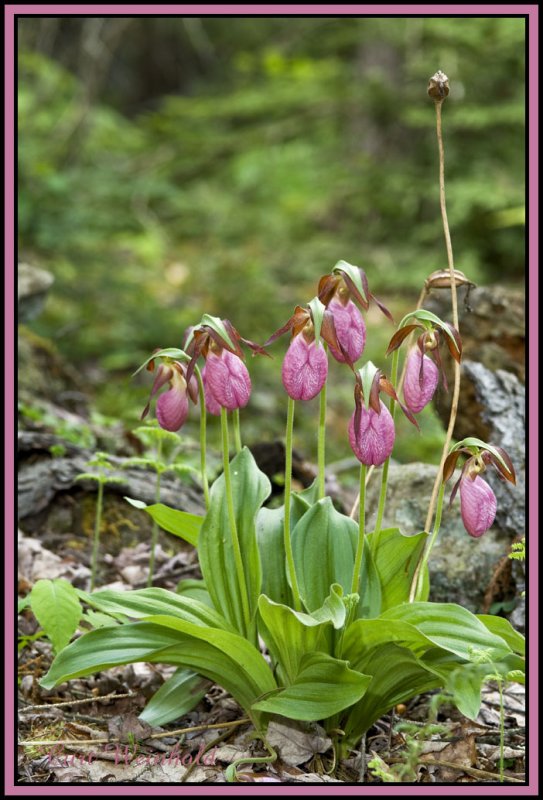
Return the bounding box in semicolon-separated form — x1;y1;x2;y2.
364;462;512;613
18;263;54;322
461;361;525;541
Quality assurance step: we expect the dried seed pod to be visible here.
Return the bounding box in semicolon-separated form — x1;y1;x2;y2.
428;70;450;101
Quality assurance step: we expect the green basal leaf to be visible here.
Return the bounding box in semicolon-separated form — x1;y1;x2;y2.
124;497;202;547
341;643;443;745
476;614;525;656
291;497;357;612
176;579;214;608
252;652;371;721
342;618;437;665
41;617;277;723
308;296;326;344
366;528;428;612
257;594;333;684
29;579;82;654
333;260;368;305
199;447;271;637
256;496;309;608
200;314;237;351
380;603;513;662
295;478;320;507
132;348;188;377
139;667;211;727
86;587;234;632
356;537;382;619
256;507;292;608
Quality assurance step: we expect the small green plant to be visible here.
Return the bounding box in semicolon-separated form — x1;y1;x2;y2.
75;452;127;590
368;713;449;783
21;579;82;654
123;423;200;586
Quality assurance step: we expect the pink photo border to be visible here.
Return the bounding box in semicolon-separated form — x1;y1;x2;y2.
5;4;538;795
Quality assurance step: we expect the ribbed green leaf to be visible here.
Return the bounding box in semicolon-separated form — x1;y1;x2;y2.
380;602;513;661
342;643;442;745
257;585;346;685
199;447;271;636
343;618;436;666
292;497;357;612
86;587;233;631
476;614;525;656
124;498;202;547
367;528;428;611
139;668;211;727
29;579;82;653
256;507;293;608
356;537;382;618
176;579;213;607
256;496;309;607
41;616;277;720
252;652;371;721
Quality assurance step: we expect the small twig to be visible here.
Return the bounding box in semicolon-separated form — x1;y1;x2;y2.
387;755;524;783
19;690;135;712
19;716;250;747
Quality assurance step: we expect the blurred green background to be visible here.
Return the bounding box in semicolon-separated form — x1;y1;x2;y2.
18;16;525;467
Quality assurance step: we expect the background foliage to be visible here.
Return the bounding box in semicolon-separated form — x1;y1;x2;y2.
18;16;525;463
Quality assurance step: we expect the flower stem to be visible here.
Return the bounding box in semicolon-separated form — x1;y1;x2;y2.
147;436;163;587
317;355;328;499
221;407;251;632
284;396;302;611
373;349;400;550
351;464;367;594
410;481;445;601
194;365;210;509
232;408;243;454
409;84;461;602
90;479;104;592
423;95;461;536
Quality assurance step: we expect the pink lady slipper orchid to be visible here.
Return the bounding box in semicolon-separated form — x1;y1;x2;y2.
459;473;497;538
348;399;395;467
444;439;516;539
386;311;463;413
326;296;366;364
200;364;222;416
349;362;418;467
403;345;440;413
204;346;251;411
184;315;269;412
282;331;328;401
264;297;344;401
141;359;198;432
318;261;393;365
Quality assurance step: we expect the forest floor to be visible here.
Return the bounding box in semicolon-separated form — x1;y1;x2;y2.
18;528;526;786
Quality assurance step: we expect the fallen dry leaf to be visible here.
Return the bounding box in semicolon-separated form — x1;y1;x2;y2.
266;720;332;767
